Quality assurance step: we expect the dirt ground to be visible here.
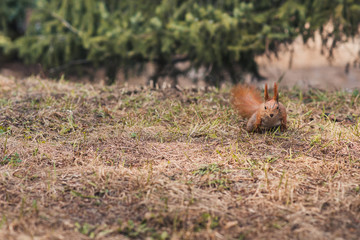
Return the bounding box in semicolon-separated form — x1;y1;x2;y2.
255;34;360;90
0;74;359;239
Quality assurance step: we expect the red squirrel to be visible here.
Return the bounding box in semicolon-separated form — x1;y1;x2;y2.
231;82;287;132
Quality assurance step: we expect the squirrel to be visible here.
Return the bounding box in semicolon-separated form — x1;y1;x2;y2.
231;82;287;132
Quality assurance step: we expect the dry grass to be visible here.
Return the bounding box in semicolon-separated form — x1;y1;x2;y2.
0;75;359;240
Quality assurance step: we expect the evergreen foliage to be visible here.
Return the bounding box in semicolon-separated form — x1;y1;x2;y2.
0;0;33;59
2;0;360;84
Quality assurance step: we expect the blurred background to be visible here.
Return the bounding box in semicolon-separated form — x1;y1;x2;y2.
0;0;360;89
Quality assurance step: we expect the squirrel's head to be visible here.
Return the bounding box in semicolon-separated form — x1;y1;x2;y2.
263;83;280;119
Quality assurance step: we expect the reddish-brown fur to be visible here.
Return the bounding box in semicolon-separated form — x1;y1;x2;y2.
273;83;279;102
230;85;262;119
231;82;287;132
264;84;269;101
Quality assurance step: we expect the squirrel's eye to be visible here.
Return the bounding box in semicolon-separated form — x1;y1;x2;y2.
264;106;267;109
277;106;279;109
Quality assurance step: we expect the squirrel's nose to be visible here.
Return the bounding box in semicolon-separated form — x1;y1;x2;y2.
270;114;274;118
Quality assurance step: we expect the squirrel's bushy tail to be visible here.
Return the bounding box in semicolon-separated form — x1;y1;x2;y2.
231;84;263;118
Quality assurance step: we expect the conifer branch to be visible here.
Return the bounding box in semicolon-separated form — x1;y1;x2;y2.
48;11;81;36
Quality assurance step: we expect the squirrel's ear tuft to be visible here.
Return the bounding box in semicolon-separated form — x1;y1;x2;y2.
273;82;279;102
264;84;269;101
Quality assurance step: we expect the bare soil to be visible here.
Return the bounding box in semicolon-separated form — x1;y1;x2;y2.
0;75;359;240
